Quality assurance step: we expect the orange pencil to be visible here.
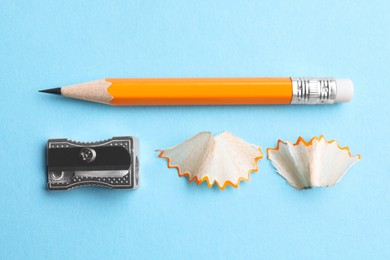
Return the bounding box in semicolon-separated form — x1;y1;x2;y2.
39;77;353;105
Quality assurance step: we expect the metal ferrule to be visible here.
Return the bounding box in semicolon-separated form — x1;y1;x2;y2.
291;78;337;104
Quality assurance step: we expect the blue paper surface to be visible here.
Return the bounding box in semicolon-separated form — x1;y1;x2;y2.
0;0;389;259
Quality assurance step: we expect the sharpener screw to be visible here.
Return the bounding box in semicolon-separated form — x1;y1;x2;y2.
79;148;96;164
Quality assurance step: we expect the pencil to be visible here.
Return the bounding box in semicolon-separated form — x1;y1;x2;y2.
39;77;354;105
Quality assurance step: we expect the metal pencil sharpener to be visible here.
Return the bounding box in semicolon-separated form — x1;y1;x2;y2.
46;136;139;190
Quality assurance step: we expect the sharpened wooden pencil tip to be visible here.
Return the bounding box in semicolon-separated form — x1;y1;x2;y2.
39;88;62;95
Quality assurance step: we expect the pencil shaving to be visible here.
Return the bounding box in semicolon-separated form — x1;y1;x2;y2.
158;131;263;189
267;136;360;190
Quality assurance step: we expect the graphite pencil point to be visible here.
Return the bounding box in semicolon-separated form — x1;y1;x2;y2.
39;88;62;95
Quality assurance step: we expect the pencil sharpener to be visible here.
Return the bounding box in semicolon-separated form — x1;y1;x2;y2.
46;136;139;190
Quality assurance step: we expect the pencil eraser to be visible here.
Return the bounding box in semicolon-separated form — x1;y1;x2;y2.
335;79;354;103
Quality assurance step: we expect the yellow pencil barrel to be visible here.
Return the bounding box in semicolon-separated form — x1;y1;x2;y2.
106;78;293;105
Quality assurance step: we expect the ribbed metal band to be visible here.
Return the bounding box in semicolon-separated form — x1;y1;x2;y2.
291;78;337;104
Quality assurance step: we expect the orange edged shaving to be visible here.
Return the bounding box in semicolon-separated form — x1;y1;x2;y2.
157;131;263;189
267;136;361;190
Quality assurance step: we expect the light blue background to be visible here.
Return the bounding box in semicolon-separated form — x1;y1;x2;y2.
1;0;389;259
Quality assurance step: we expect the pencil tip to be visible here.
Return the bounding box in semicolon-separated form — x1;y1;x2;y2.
39;88;62;95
